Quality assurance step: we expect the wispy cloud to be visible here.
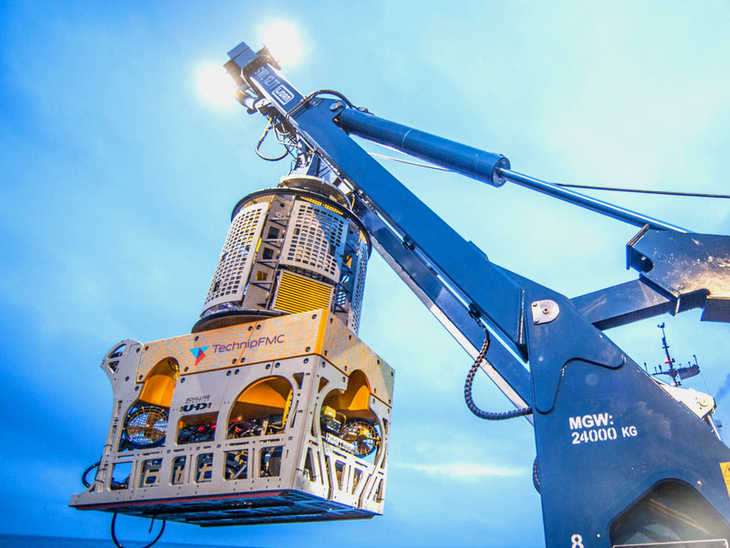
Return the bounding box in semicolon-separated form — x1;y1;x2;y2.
392;461;525;479
715;373;730;402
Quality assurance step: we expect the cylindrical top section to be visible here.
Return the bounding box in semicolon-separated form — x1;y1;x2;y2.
276;175;352;208
338;108;510;187
194;175;371;333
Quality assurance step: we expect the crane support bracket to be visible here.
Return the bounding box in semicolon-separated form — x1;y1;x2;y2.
628;227;730;321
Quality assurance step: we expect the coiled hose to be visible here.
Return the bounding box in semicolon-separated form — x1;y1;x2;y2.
463;331;540;492
463;330;532;420
81;462;166;547
81;462;100;488
111;513;165;548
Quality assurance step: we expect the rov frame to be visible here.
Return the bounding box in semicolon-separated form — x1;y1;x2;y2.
70;310;393;525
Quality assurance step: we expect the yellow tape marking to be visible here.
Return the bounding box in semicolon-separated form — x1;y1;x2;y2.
720;462;730;499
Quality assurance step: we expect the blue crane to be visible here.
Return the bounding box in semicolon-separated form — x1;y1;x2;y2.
224;40;730;548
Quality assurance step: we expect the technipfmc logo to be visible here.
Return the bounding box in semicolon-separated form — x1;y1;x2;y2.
189;346;209;365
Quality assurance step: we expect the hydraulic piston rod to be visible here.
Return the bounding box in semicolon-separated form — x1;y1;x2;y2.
497;168;689;233
338;108;688;233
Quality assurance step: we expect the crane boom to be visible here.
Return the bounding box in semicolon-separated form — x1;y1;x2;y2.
226;40;730;547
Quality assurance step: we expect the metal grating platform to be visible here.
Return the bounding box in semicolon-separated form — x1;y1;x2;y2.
79;489;376;527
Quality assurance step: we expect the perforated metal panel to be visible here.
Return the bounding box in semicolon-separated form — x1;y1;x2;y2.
280;201;346;282
349;237;369;332
204;202;268;308
196;179;371;335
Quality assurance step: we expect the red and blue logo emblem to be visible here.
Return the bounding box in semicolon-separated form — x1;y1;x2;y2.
190;346;209;365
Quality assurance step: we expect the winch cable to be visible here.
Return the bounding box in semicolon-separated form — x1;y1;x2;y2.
111;513;166;548
464;330;533;420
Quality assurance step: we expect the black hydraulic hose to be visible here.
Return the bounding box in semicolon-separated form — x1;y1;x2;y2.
81;462;100;488
255;118;289;162
111;513;166;548
303;89;355;109
464;330;532;420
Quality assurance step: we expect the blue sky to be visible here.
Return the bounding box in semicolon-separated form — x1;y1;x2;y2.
1;2;729;547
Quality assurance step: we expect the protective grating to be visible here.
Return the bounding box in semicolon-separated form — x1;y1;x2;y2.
99;490;375;526
300;195;345;216
204;203;268;308
273;270;332;314
280;201;345;282
237;195;276;210
349;236;369;332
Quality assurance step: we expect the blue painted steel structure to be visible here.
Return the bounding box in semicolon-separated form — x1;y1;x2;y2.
338;109;688;233
226;41;730;547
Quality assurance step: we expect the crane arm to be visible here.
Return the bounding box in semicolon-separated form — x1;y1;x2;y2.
225;40;730;547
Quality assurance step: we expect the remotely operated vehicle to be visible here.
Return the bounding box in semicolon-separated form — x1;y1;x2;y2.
72;38;730;548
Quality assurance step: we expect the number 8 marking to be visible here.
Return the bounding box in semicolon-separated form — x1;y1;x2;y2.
571;534;584;548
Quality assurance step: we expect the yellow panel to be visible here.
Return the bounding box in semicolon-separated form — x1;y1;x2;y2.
238;378;291;407
322;370;375;421
300;196;344;216
139;358;178;407
274;271;332;315
139;375;176;408
349;384;371;411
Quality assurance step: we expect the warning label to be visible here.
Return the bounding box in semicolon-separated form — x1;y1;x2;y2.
720;462;730;499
